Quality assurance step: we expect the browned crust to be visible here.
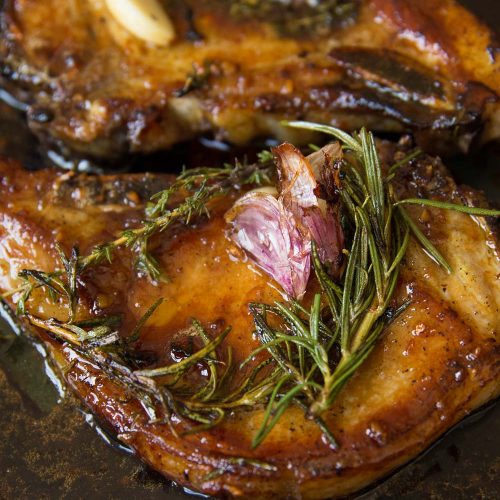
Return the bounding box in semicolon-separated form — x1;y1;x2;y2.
42;290;498;498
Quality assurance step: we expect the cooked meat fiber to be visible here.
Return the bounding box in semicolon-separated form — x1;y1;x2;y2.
0;143;498;498
1;0;499;160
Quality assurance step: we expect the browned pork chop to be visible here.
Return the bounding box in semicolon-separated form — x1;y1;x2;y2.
1;0;499;160
0;141;498;498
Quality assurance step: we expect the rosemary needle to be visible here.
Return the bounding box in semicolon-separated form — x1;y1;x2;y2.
395;198;500;217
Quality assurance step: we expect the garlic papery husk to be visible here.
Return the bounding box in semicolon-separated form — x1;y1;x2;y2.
274;143;344;275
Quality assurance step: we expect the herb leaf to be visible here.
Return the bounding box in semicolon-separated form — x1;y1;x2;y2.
395;198;500;217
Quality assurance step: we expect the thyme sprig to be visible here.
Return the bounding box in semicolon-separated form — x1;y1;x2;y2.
3;157;274;302
3;245;80;320
0;155;276;436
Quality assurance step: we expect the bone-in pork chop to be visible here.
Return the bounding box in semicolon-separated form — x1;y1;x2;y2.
0;138;498;497
0;0;499;160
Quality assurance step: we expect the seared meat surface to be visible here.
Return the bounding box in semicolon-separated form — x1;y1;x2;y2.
0;0;499;160
0;142;498;498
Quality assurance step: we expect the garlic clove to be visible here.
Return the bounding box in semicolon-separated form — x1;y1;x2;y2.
225;191;312;299
105;0;175;47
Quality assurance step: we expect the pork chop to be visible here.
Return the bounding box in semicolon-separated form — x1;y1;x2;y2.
0;138;498;498
0;0;499;160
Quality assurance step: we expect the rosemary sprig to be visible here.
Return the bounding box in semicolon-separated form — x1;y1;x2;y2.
243;125;409;445
26;314;120;348
11;242;277;433
397;206;452;273
126;298;164;344
0;156;276;434
243;121;500;446
25;295;277;432
3;121;499;451
79;160;273;278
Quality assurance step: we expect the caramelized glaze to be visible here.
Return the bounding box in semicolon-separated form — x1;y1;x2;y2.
0;142;498;497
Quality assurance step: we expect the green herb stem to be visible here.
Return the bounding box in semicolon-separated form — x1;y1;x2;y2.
395;198;500;217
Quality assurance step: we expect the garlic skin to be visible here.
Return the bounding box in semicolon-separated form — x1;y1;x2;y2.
226;143;344;299
274;143;344;274
225;192;311;299
105;0;175;46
